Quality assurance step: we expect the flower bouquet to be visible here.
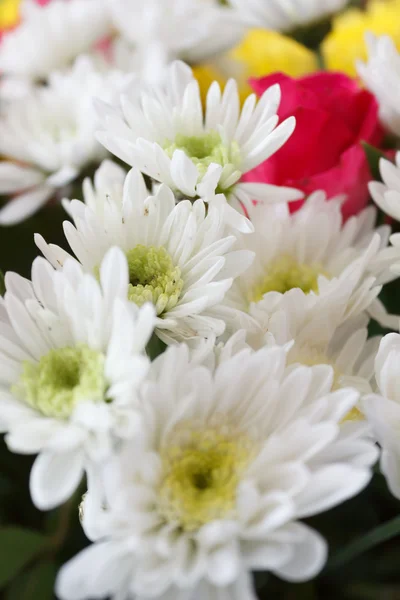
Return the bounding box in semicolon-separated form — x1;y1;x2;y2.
1;1;400;599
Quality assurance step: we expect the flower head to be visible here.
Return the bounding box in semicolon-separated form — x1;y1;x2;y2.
0;57;129;224
96;60;303;233
0;247;155;509
225;192;400;335
36;162;254;344
250;290;381;420
108;0;244;84
56;344;377;600
0;0;111;80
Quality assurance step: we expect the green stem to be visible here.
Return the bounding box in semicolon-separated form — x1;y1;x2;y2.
48;497;77;552
146;333;167;361
324;514;400;573
42;486;82;558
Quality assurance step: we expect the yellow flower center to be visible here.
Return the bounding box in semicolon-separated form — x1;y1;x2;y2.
158;425;254;531
163;131;241;180
125;245;184;315
251;255;325;302
342;406;364;422
13;345;106;419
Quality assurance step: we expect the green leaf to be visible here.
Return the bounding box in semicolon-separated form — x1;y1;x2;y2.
324;514;400;573
289;17;332;51
5;561;56;600
361;142;387;182
0;527;48;588
146;333;167;360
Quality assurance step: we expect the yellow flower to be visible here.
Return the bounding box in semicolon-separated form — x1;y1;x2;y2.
193;29;318;104
322;0;400;76
0;0;20;30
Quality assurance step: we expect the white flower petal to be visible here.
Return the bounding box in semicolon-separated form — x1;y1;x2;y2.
273;524;327;582
30;448;85;510
0;187;54;225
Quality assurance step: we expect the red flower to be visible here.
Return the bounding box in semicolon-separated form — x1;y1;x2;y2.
243;72;384;219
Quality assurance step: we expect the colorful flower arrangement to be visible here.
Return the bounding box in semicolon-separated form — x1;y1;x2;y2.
2;1;400;599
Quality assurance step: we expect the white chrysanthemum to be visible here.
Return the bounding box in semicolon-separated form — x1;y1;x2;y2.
363;331;400;500
0;58;128;225
225;192;400;333
369;152;400;223
35;163;254;344
108;0;244;84
229;0;348;32
357;34;400;138
96;60;303;233
198;321;379;418
56;344;377;600
253;293;380;420
0;248;155;510
220;292;380;420
0;0;111;81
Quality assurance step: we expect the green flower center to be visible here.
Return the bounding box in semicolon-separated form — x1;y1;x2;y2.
126;245;184;315
163;131;241;180
251;255;327;302
158;425;254;531
13;345;106;419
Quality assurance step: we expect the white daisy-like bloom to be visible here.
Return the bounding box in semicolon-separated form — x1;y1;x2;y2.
0;57;129;225
369;152;400;223
253;294;380;420
56;343;377;600
96;60;303;233
35;164;254;344
229;0;348;32
0;0;111;81
357;34;400;138
225;192;400;335
363;331;400;500
198;323;379;412
0;247;155;510
108;0;244;84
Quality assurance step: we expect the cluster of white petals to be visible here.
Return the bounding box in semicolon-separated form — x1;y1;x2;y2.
108;0;244;83
36;161;254;344
2;3;400;600
229;0;348;33
358;34;400;138
0;0;110;81
96;61;303;232
0;248;155;510
56;344;377;600
0;57;129;224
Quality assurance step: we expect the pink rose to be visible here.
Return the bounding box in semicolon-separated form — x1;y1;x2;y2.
244;72;384;219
